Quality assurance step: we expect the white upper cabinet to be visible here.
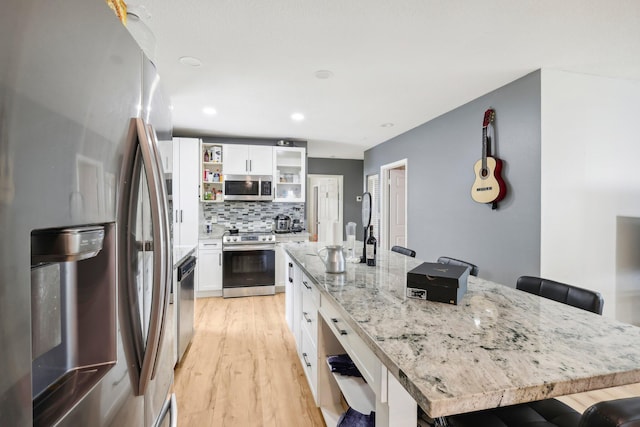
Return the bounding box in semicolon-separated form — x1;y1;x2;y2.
222;144;273;175
156;140;173;174
273;147;306;202
172;137;200;246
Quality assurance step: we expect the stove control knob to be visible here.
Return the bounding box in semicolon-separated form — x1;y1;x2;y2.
233;237;238;242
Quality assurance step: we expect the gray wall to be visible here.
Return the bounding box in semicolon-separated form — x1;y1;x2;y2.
308;158;365;240
364;71;541;285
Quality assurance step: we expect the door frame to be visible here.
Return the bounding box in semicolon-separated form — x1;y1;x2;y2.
380;159;408;251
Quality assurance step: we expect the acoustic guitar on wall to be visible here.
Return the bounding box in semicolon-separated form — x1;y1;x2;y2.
471;108;506;205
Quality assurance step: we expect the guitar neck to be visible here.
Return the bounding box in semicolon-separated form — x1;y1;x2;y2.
481;127;488;169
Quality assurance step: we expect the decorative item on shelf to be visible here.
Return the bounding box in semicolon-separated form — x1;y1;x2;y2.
204;149;210;162
213;146;222;162
276;139;292;147
471;108;507;210
213;172;220;182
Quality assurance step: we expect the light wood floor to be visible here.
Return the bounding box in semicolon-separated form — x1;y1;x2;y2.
558;382;640;414
174;293;640;425
173;293;325;427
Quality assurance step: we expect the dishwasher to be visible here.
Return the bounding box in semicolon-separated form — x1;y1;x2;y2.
177;255;196;363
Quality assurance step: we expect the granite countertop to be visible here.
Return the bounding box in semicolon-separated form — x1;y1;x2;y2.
285;242;640;418
173;245;197;269
199;224;226;240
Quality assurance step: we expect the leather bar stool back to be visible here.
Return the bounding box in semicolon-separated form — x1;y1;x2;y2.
516;276;604;315
391;246;416;257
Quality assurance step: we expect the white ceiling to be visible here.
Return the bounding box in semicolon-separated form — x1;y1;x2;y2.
127;0;640;159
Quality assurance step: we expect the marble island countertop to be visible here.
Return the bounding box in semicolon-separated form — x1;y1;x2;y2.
285;242;640;418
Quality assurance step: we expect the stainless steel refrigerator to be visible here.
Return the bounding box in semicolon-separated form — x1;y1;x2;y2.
0;0;176;426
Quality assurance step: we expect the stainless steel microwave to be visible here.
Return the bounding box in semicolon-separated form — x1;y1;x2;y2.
224;175;273;201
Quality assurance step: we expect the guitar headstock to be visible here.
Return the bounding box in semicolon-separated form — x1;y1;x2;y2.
483;108;495;128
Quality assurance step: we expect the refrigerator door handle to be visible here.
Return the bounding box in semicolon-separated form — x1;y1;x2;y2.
153;393;177;427
128;117;166;395
146;123;172;382
170;393;178;427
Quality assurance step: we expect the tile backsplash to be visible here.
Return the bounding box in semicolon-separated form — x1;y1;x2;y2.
201;201;305;232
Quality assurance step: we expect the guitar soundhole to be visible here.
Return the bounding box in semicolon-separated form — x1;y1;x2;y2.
481;168;489;178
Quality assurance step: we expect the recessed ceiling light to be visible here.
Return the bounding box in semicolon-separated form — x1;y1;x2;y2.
203;107;217;115
314;70;333;79
291;113;305;121
380;122;394;128
179;56;202;67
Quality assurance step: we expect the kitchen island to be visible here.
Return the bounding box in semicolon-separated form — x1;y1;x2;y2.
284;242;640;423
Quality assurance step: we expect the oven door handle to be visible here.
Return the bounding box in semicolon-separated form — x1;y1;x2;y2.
223;244;275;252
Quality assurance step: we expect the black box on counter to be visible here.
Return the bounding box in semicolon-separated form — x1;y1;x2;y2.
406;262;469;305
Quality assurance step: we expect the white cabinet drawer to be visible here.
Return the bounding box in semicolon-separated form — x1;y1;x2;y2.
319;300;379;389
300;327;318;403
198;239;221;250
300;273;320;307
301;285;319;348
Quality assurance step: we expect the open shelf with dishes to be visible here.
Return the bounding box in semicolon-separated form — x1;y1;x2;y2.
200;142;224;202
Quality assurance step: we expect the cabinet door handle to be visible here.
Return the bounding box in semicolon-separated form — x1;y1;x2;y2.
245;159;249;172
302;281;311;290
249;159;252;171
330;318;348;335
218;253;221;266
302;352;312;368
303;312;312;323
180;210;183;223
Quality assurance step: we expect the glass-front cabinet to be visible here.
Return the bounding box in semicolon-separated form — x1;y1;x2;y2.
200;142;223;202
273;147;306;202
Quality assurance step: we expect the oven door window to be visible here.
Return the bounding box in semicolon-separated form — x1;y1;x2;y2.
223;250;275;288
225;180;259;196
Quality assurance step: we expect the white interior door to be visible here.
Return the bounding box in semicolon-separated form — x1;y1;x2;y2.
380;159;408;251
389;168;406;247
307;175;343;244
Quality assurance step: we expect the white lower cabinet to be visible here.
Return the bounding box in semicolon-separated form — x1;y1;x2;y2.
298;271;320;404
300;327;319;403
284;254;295;332
285;257;417;427
276;234;309;292
197;239;222;297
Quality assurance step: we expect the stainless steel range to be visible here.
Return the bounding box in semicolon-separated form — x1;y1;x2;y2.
222;231;276;298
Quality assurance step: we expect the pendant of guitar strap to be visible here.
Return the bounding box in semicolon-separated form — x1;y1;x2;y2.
491;201;498;210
